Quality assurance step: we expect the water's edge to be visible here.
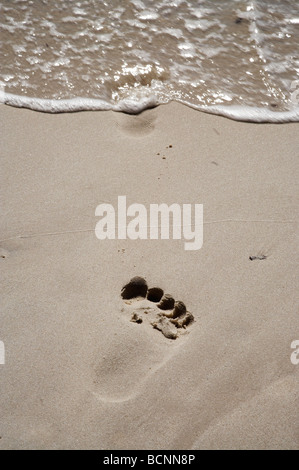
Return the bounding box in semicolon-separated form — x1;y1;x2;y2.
2;91;299;123
2;0;299;122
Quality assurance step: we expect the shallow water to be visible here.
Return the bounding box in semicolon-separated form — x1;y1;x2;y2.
1;0;299;121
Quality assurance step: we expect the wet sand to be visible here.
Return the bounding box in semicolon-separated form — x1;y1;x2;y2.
0;102;298;449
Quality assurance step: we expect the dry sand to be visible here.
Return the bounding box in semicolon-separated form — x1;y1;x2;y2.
0;102;298;449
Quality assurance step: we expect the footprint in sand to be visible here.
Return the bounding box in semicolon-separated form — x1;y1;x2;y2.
115;110;156;137
121;276;194;340
93;277;194;403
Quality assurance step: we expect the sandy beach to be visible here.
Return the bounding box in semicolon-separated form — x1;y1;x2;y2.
0;101;298;449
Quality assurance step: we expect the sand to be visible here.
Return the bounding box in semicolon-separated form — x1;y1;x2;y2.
0;102;298;449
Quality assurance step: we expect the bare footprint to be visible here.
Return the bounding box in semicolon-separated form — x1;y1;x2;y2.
93;277;194;403
114;110;156;137
122;276;194;340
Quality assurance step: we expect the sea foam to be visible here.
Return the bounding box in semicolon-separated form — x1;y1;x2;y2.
1;0;299;122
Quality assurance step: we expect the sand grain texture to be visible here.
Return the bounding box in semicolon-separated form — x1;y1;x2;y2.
0;102;298;449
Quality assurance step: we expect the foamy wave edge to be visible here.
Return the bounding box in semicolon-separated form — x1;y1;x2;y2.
1;92;299;123
0;92;158;115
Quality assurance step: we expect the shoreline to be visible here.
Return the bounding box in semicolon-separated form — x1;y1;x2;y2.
2;96;299;123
